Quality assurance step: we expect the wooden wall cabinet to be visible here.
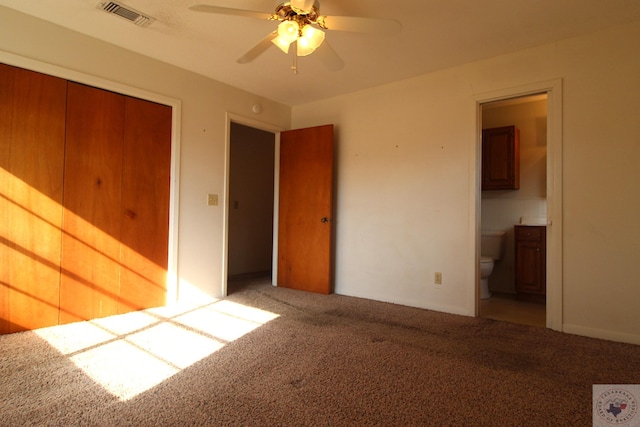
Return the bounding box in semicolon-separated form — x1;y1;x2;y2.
482;126;520;191
515;225;546;303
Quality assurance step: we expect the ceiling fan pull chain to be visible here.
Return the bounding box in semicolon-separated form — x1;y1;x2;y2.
291;41;299;74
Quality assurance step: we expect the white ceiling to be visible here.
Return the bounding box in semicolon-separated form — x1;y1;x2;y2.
2;0;640;106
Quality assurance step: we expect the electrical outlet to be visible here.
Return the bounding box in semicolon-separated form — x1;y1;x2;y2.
207;194;218;206
434;272;442;285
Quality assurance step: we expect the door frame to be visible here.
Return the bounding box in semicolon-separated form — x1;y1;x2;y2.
474;79;563;331
222;113;284;296
0;49;182;304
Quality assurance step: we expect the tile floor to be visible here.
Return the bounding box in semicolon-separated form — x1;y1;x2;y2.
479;293;546;327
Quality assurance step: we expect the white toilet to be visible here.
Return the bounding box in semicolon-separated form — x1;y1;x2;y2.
480;231;505;299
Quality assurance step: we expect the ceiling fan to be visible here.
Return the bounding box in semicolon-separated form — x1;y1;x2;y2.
189;0;402;73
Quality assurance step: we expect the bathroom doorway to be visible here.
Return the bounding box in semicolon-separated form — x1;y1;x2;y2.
476;81;563;330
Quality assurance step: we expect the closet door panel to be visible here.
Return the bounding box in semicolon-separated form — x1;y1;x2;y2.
60;83;124;323
119;97;171;312
0;64;66;333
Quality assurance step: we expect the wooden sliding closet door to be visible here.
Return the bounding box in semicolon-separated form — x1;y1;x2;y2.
118;97;171;312
1;64;171;332
59;83;125;324
60;85;171;321
0;64;67;333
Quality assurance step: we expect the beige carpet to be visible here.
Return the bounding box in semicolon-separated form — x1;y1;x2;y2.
1;281;639;426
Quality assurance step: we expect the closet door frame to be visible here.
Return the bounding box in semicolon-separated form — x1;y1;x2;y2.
0;51;182;305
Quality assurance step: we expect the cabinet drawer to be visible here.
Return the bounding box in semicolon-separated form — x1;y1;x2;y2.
515;226;543;241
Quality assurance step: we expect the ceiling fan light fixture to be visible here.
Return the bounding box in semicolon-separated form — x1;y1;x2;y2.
272;36;292;53
297;25;325;56
296;39;314;56
277;20;300;43
302;24;324;47
289;0;316;14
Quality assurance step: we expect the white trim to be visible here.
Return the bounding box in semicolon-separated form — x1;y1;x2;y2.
0;50;178;108
272;133;281;287
471;101;483;317
474;78;564;332
167;100;182;305
563;324;640;346
0;50;182;305
223;113;285;296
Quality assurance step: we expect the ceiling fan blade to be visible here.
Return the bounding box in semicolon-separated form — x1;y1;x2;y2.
189;4;274;20
320;15;402;35
237;32;278;64
315;41;344;72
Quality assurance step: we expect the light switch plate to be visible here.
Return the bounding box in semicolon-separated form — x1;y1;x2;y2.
207;194;218;206
434;272;442;285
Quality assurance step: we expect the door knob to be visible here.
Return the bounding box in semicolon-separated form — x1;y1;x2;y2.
321;217;330;223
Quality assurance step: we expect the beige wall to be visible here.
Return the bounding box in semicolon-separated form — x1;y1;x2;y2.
482;98;548;294
0;6;291;302
292;21;640;343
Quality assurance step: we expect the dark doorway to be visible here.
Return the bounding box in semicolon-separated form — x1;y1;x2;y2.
227;123;276;294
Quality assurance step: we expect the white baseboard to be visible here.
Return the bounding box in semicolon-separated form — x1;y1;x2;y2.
337;290;473;318
563;324;640;345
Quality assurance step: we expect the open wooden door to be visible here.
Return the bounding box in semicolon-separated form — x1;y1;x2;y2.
277;124;334;294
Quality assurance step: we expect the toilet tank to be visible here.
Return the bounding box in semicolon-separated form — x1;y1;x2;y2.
481;231;505;260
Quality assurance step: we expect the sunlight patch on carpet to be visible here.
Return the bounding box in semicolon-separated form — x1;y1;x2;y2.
34;300;279;401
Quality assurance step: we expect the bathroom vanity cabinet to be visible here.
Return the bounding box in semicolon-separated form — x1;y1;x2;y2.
482;126;520;190
515;225;546;303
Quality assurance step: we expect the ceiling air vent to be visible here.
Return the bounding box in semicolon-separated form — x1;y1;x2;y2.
97;1;155;27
